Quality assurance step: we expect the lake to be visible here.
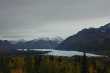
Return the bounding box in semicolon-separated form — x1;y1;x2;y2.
17;49;102;57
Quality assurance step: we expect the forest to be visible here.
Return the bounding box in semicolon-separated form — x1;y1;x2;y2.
0;54;110;73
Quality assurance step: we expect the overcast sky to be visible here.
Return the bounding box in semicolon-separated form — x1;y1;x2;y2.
0;0;110;40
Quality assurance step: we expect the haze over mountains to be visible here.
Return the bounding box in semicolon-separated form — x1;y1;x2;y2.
57;23;110;55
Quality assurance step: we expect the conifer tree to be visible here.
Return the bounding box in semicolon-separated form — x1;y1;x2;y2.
0;56;10;73
81;51;89;73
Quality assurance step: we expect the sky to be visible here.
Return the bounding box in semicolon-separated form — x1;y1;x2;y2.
0;0;110;40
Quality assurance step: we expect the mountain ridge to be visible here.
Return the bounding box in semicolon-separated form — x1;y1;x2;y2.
0;37;63;50
57;23;110;55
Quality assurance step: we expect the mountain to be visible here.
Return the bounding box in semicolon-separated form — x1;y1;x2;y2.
57;23;110;55
0;37;63;50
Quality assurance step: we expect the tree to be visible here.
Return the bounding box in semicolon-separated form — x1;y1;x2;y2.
81;52;89;73
0;56;10;73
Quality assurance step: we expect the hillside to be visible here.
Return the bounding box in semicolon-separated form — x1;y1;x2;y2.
57;23;110;55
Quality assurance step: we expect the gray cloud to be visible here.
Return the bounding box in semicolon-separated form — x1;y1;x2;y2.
0;0;110;40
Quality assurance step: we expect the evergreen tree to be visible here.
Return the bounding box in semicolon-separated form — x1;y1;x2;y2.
24;55;34;73
0;56;10;73
81;51;89;73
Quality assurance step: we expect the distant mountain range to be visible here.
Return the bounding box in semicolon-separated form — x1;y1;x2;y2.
0;37;63;51
57;23;110;55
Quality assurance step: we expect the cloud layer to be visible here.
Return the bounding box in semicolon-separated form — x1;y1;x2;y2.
0;0;110;40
